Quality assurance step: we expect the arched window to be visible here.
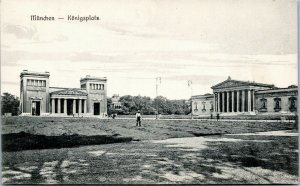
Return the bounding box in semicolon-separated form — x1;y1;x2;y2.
289;97;297;112
274;97;281;112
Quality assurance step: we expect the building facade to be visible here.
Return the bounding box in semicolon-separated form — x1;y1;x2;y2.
192;76;298;116
110;94;122;110
20;70;107;117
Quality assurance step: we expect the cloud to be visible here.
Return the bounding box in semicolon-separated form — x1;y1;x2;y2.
3;24;37;39
1;81;19;85
164;75;224;85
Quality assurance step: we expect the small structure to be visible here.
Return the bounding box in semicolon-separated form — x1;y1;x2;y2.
110;94;122;110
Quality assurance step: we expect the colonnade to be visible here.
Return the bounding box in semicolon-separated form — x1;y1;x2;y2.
214;89;255;113
51;98;87;115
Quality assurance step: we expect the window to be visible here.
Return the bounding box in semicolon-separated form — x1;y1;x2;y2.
27;79;46;87
210;101;214;111
274;97;281;112
193;102;198;112
289;97;297;112
202;101;206;112
259;98;267;112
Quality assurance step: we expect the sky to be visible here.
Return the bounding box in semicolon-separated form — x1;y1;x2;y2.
1;0;297;99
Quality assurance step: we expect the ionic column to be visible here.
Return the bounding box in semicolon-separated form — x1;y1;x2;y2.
214;93;216;112
222;92;225;112
79;99;82;114
73;99;76;115
231;91;234;112
64;99;67;114
84;99;87;114
252;90;255;112
242;90;245;112
57;98;61;114
226;91;230;112
248;90;251;112
217;92;220;113
237;91;240;112
51;99;55;114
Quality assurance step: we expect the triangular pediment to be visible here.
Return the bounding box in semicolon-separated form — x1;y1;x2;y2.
212;80;250;89
212;79;274;90
51;89;87;96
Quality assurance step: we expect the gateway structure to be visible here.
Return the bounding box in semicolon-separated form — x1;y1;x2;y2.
192;76;298;116
19;70;107;117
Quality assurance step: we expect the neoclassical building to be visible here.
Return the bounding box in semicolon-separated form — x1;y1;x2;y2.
192;76;298;116
20;70;107;117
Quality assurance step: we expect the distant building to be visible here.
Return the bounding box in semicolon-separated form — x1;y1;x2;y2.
110;94;122;110
192;76;297;116
19;70;107;117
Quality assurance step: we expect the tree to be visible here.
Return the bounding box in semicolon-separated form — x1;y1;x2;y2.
1;93;20;116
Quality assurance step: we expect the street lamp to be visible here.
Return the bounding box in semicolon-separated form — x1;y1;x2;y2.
156;77;161;119
188;80;193;119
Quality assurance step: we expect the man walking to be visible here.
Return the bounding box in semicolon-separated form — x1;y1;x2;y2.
136;110;142;126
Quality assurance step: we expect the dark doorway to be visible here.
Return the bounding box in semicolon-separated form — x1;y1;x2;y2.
94;103;100;115
67;99;73;115
32;101;40;116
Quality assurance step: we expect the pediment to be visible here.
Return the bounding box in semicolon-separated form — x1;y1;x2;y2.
51;89;87;96
212;80;251;89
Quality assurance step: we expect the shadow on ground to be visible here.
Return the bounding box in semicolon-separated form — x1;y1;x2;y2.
2;132;132;152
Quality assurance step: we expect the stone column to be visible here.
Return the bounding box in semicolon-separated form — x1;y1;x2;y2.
51;99;55;114
237;91;240;112
217;92;220;113
252;90;255;112
222;92;225;113
73;99;76;115
231;91;234;112
64;99;67;114
248;90;251;112
242;90;245;112
79;99;82;114
84;99;87;114
213;93;216;112
57;98;61;114
226;91;230;112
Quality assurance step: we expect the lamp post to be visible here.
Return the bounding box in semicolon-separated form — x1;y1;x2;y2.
156;77;161;119
188;80;193;119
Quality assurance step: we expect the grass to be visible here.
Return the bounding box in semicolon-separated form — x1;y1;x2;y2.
2;116;296;141
1;116;298;184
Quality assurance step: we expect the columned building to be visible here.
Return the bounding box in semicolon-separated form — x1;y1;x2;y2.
20;70;107;117
192;76;297;116
212;76;274;114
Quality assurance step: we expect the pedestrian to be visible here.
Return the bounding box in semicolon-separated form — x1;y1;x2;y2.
210;113;213;120
136;110;142;126
216;113;220;121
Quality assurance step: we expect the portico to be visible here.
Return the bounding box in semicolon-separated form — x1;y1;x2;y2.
212;76;274;114
50;89;88;116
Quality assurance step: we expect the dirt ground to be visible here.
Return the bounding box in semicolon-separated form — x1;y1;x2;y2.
1;117;299;184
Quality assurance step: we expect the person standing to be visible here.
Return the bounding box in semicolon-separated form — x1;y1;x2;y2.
216;113;220;121
136;110;142;126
